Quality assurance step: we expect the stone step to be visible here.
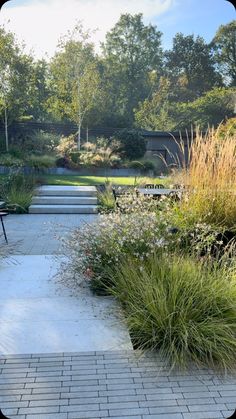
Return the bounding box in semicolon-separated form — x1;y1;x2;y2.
29;205;98;214
37;185;97;196
32;196;98;205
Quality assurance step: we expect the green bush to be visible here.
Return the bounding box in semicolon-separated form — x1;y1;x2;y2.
0;171;35;213
69;151;81;164
113;129;146;160
26;155;56;169
0;153;24;167
10;131;61;154
129;160;155;172
111;252;236;370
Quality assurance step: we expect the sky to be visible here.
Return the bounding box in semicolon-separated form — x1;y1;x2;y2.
0;0;235;59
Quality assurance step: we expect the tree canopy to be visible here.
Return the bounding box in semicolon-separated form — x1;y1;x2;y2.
0;16;235;135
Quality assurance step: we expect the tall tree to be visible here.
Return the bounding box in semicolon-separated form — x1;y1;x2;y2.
101;13;163;126
211;20;236;86
0;25;38;150
48;24;101;149
165;33;221;101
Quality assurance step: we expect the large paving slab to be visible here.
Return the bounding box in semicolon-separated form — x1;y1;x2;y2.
37;185;97;196
0;214;97;254
0;350;235;419
0;255;132;355
29;204;98;214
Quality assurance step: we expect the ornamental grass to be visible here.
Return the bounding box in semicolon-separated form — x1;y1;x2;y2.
111;252;236;370
171;127;236;228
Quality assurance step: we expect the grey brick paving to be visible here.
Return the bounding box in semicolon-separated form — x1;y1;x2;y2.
0;351;235;418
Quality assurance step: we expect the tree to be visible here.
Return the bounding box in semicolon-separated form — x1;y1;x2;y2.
0;25;38;150
28;59;51;121
134;77;176;130
135;87;236;131
48;24;101;149
165;33;221;100
101;13;163;126
0;65;10;151
211;20;236;86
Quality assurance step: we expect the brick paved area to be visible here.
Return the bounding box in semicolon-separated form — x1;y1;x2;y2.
0;350;235;419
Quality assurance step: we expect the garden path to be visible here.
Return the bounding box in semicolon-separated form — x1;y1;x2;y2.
0;214;132;354
0;214;235;419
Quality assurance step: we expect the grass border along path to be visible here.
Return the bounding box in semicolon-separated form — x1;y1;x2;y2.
39;175;170;187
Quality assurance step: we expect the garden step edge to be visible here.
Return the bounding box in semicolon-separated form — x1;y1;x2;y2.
29;204;98;214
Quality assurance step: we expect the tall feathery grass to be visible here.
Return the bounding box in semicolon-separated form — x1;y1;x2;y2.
111;252;236;370
170;127;236;228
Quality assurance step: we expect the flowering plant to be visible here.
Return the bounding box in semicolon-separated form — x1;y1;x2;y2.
65;193;166;293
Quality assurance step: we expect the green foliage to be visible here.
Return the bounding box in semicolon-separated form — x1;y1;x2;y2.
111;253;236;370
0;170;35;213
113;129;146;160
165;33;221;100
26;154;56;169
97;184;116;213
101;13;163;125
11;131;61;154
218;117;236;138
173;87;236;129
29;131;60;153
0;26;47;127
48;24;102;147
135;87;236;131
0;153;23;167
211;20;236;86
128;160;155;172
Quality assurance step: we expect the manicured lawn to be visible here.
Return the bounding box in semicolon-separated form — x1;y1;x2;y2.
39;175;170;187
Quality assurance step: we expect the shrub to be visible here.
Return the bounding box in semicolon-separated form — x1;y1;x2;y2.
113;129;146;160
129;160;155;172
11;131;61;154
65;196;161;294
80;138;122;168
69;151;81;164
0;171;35;213
56;135;77;156
55;156;70;168
0;153;24;167
111;252;236;370
26;155;56;170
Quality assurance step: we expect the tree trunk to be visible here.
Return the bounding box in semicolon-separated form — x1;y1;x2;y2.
4;107;8;152
77;123;81;150
86;126;89;146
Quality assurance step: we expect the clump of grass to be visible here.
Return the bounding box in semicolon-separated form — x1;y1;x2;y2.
0;171;35;213
97;184;116;213
172;128;236;228
111;252;236;370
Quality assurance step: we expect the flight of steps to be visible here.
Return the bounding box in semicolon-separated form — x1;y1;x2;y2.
29;186;98;214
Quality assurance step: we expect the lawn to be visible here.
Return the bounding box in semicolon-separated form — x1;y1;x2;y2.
38;174;170;187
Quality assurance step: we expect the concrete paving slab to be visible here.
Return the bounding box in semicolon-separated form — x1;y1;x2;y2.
37;186;97;196
1;214;97;254
0;255;132;355
29;204;98;214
